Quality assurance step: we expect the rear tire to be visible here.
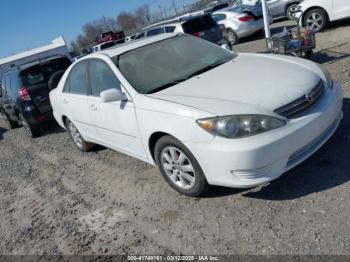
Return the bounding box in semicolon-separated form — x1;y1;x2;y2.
1;110;18;129
19;114;41;138
66;118;94;152
225;29;239;47
154;135;209;197
303;8;328;32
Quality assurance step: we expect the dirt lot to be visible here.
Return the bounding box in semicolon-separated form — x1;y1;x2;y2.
0;20;349;256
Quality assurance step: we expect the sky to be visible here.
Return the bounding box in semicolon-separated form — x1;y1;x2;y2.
0;0;190;58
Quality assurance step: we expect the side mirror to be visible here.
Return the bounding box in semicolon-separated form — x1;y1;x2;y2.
100;88;127;103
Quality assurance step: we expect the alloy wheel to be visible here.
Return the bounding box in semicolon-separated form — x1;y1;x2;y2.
160;146;196;190
68;122;83;149
306;12;324;31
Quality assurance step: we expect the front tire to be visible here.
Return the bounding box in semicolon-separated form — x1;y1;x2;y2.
66;118;94;152
154;135;209;197
303;8;328;32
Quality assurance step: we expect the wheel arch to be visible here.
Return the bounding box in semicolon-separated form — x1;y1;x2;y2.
302;6;329;27
285;2;301;16
148;131;172;163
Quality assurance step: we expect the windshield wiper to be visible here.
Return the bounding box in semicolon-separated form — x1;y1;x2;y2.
146;59;231;94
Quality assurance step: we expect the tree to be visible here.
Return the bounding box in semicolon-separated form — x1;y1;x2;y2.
117;12;138;33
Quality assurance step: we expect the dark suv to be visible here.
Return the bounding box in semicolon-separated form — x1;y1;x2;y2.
0;56;71;137
135;14;228;49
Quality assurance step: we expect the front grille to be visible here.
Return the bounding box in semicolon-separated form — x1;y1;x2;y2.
274;81;324;119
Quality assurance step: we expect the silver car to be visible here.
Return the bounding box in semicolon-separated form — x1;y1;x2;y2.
212;4;272;46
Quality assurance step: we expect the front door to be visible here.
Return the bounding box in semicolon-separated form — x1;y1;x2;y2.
333;0;350;20
86;59;146;159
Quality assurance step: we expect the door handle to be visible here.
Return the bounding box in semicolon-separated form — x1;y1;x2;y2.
90;104;98;111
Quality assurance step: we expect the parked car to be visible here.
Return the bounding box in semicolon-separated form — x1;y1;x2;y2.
296;0;350;32
266;0;302;20
91;41;117;53
0;56;71;137
135;14;229;49
212;4;272;46
50;34;343;197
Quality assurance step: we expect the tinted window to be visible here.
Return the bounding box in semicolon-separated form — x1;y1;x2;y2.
100;42;116;50
89;60;121;96
147;28;164;37
135;32;145;39
165;26;176;33
182;15;217;34
212;14;227;22
64;62;88;95
20;57;71;89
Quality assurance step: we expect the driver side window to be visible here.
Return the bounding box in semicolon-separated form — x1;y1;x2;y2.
88;60;121;97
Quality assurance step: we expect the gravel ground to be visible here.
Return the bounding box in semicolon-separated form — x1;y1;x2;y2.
0;20;349;256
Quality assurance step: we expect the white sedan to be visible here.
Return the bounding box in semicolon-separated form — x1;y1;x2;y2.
50;34;343;197
296;0;350;32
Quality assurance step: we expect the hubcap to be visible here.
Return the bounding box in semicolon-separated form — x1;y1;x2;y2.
227;31;236;45
306;13;323;31
161;146;196;190
68;122;83;148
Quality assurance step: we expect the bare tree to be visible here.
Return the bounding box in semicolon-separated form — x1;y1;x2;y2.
117;12;138;33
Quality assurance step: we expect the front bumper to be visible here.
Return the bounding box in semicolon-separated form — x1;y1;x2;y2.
185;81;343;188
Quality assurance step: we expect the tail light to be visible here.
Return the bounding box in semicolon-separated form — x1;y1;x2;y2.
19;87;31;101
239;16;254;22
192;32;204;38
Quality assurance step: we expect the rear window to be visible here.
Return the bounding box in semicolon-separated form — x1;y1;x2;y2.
100;42;116;50
182;15;217;34
20;57;71;88
147;28;164;37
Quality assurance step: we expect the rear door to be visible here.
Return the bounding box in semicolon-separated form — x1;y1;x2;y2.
61;61;97;141
333;0;350;20
182;15;223;44
267;0;283;18
19;57;71;114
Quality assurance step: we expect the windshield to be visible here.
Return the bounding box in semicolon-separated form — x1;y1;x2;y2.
115;35;236;94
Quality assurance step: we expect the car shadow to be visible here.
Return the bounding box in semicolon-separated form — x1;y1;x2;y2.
204;98;350;200
312;43;350;64
238;24;295;45
40;121;66;136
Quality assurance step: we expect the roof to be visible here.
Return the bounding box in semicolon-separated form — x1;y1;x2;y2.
0;37;67;65
92;33;180;58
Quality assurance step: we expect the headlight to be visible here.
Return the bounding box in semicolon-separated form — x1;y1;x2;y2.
317;64;333;89
197;115;286;139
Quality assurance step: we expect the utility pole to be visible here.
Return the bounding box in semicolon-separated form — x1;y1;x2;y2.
171;0;178;16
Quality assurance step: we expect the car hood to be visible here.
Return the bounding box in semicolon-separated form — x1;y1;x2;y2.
147;53;322;116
